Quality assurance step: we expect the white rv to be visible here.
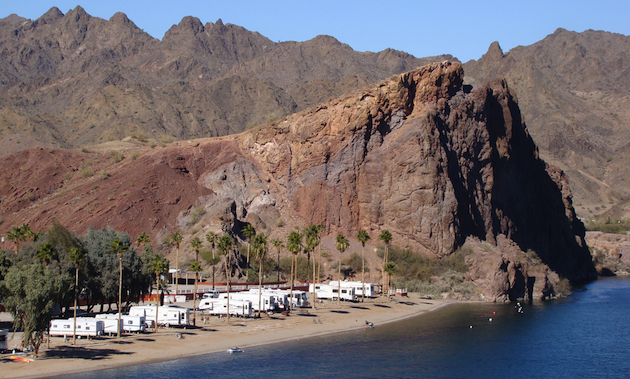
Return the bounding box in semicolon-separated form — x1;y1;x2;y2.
49;318;104;337
328;280;376;298
129;305;190;328
95;314;146;334
198;298;253;317
309;283;356;301
220;291;279;313
0;329;7;351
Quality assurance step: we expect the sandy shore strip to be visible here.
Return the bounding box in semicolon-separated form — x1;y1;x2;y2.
1;294;452;379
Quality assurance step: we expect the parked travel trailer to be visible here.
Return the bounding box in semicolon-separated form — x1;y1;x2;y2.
95;314;146;333
198;298;253;317
220;291;279;313
49;318;104;337
328;280;376;298
0;329;7;351
256;289;309;308
129;305;190;328
309;283;356;301
202;290;220;299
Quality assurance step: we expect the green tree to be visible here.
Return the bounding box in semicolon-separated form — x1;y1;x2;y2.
190;237;203;263
169;231;183;295
111;238;128;338
305;224;322;307
217;234;234;322
68;247;85;345
148;253;169;333
189;261;203;326
272;239;284;284
252;233;268;317
136;232;151;249
335;233;350;304
36;242;57;266
205;232;219;290
241;224;256;289
357;230;371;302
286;229;303;311
6;225;28;253
384;262;396;298
379;230;393;297
3;262;68;357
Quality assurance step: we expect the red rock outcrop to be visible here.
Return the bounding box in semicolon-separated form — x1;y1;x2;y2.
0;62;596;287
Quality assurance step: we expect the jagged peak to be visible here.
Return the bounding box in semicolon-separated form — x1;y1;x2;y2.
110;11;130;24
164;15;204;38
36;6;64;25
483;41;504;61
65;5;90;23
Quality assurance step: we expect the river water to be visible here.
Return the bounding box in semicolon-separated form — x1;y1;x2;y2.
65;276;630;379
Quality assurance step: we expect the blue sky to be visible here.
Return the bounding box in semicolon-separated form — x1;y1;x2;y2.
2;0;629;62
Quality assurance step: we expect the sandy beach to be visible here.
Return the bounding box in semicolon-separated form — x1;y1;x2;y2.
1;294;451;378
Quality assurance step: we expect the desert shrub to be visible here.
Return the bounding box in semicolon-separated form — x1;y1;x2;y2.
109;150;124;163
585;218;630;234
189;206;206;225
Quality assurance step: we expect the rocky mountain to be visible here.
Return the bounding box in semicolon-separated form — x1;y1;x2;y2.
464;28;630;219
0;6;451;154
0;62;596;299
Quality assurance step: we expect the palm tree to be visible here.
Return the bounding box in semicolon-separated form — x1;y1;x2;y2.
383;262;396;299
68;247;85;345
335;233;349;305
357;230;371;302
252;233;268;317
7;225;26;253
136;232;150;250
111;238;128;338
379;230;393;297
205;232;218;290
189;261;203;326
36;242;57;266
272;239;284;284
20;224;35;242
305;225;322;307
286;229;303;311
217;234;234;322
148;254;169;333
242;224;256;289
170;231;183;295
190;237;203;263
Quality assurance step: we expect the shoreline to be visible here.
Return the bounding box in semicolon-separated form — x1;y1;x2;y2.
2;294;454;379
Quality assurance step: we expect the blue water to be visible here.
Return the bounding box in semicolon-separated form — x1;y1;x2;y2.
65;277;630;379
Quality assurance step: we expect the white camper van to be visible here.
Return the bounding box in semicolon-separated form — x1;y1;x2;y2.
129;305;190;328
220;291;279;313
198;298;253;317
309;283;356;301
328;280;376;298
49;318;104;338
95;314;146;334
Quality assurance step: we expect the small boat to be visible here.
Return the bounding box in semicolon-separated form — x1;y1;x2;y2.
227;347;244;353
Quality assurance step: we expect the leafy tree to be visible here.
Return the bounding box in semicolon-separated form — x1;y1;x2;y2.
252;233;268;317
205;232;219;290
241;224;256;289
357;230;371;302
136;232;151;249
147;251;169;333
286;229;303;311
217;234;234;322
335;233;349;305
380;230;393;296
384;262;396;298
36;242;57;266
272;239;284;283
111;238;128;338
3;262;69;357
67;246;85;345
169;231;183;295
189;261;203;326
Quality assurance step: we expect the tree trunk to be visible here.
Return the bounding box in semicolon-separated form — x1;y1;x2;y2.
73;265;78;345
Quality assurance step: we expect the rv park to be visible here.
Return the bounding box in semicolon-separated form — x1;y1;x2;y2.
0;280;449;379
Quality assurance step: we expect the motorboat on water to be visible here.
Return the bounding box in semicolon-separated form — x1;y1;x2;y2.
227;347;244;353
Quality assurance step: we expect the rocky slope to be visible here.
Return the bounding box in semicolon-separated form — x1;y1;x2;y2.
464;29;630;219
0;62;596;299
0;7;450;154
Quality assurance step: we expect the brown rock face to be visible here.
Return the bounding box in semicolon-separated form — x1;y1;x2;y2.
0;62;596;284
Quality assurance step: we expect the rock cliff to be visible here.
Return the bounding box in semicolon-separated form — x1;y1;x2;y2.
0;62;596;297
